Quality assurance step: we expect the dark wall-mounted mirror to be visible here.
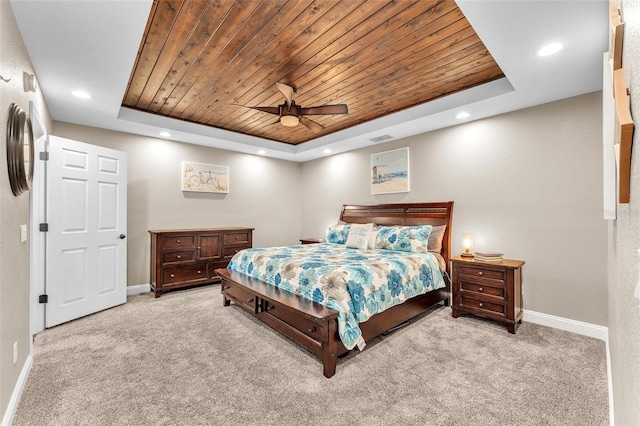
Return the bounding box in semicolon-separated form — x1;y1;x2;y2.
6;103;34;196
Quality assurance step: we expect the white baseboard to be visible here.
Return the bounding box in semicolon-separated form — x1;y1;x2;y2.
523;309;608;341
127;283;150;296
1;354;33;426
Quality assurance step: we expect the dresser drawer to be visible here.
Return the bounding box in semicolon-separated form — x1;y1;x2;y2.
460;280;505;299
163;263;208;284
222;282;259;314
459;265;506;283
161;235;196;250
224;231;251;246
460;295;506;316
162;250;196;263
263;301;324;342
223;246;248;259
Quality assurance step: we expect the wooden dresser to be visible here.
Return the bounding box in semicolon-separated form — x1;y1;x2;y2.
149;227;253;297
451;255;525;333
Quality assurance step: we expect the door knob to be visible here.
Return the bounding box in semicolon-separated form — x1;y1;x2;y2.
119;234;126;239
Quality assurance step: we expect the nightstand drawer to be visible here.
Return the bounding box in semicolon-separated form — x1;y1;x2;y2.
163;263;208;284
460;281;505;299
459;265;506;283
162;250;196;263
460;295;505;316
161;235;196;250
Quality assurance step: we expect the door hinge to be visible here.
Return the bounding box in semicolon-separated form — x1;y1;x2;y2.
39;223;49;232
39;294;48;304
39;151;49;161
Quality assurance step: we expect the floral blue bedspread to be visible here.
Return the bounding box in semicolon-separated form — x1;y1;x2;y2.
227;243;445;350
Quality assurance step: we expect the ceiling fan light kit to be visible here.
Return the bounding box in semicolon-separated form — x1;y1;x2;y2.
280;115;299;127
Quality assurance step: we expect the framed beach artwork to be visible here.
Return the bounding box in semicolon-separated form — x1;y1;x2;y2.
371;147;410;195
182;161;229;193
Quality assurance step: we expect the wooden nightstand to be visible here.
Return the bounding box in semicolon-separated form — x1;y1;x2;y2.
451;255;525;334
299;238;324;244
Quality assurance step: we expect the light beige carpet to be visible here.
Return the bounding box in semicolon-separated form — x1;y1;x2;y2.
14;285;608;425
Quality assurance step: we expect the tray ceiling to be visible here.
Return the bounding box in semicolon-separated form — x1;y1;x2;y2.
123;0;504;145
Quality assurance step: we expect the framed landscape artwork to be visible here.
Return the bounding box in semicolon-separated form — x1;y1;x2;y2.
182;161;229;193
371;147;410;195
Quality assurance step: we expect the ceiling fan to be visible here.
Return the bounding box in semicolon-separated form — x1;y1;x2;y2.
239;82;348;132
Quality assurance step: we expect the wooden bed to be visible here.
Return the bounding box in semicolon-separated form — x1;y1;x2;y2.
215;202;454;378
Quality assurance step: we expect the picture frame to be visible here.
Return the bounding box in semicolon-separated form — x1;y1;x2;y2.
181;161;229;193
371;147;410;195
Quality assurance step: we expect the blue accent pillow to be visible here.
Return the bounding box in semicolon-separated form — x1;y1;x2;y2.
375;225;433;253
326;224;351;244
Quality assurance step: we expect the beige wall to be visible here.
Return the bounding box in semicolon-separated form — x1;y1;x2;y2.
301;92;608;326
608;1;640;424
0;1;53;419
52;123;302;286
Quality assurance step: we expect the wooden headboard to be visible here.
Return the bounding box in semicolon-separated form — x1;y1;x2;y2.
340;202;454;273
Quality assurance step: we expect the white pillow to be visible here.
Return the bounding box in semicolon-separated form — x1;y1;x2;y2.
345;223;374;250
367;229;378;250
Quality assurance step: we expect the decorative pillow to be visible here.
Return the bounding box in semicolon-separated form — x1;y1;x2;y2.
428;225;446;253
375;225;432;253
345;223;374;250
326;223;351;244
367;229;379;250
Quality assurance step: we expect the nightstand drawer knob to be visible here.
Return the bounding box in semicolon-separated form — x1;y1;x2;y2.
247;298;254;303
197;270;202;274
479;287;484;292
308;327;316;333
478;271;484;276
176;255;182;259
176;239;180;243
478;302;484;307
170;274;175;278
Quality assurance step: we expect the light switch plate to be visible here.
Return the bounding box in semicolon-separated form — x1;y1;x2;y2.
20;224;27;243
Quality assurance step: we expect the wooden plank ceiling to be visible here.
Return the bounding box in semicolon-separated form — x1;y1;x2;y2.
123;0;504;145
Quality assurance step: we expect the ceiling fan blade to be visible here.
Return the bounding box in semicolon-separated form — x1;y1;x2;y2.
299;116;325;133
276;82;296;107
300;104;348;115
248;106;280;115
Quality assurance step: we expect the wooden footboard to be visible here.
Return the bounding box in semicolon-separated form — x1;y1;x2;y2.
216;268;450;378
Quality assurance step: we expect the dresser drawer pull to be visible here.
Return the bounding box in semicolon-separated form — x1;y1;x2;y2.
478;271;484;276
170;274;175;278
247;297;254;304
176;255;182;259
197;270;202;274
197;246;201;250
176;239;180;243
479;287;483;292
308;327;316;333
478;302;484;307
268;305;275;311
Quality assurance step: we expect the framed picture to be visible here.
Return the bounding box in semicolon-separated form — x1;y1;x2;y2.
371;147;410;194
182;161;229;193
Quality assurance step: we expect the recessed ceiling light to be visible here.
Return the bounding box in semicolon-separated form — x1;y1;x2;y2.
456;111;470;119
536;42;564;57
257;149;266;155
159;131;171;138
323;148;332;154
71;90;91;99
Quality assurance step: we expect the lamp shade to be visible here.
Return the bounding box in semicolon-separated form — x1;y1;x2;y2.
461;233;474;257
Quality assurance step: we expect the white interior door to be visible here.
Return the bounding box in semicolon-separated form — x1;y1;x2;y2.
45;136;127;327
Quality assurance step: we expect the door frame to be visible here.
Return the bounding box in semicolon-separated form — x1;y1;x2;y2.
29;101;48;352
